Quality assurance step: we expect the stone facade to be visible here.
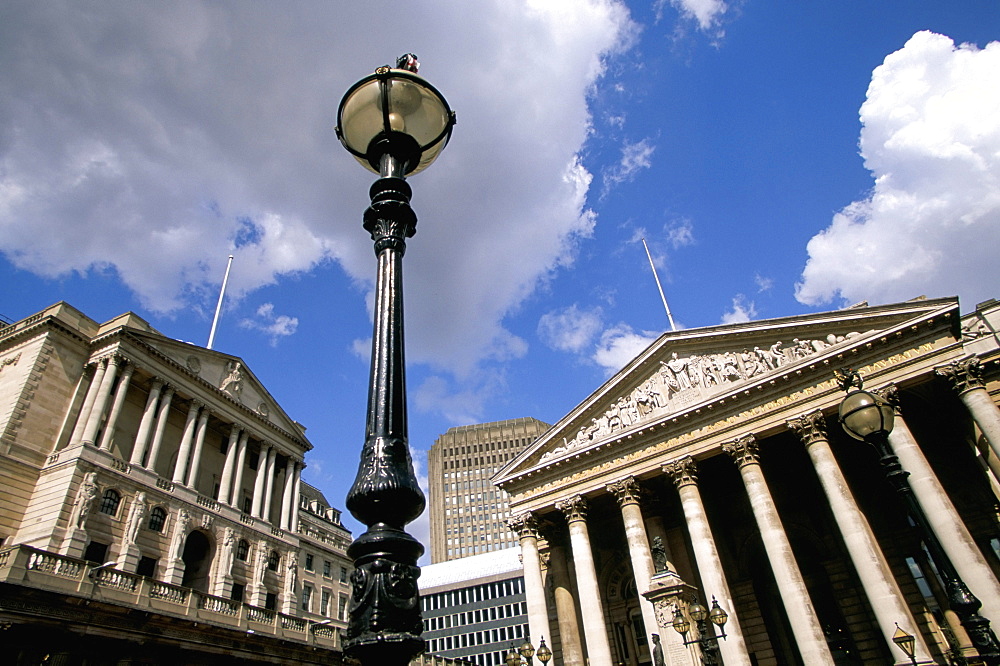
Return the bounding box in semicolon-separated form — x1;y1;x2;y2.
0;302;353;662
495;296;1000;666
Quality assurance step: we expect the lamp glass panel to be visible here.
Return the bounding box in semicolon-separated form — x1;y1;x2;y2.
339;79;384;154
689;602;707;622
839;390;894;440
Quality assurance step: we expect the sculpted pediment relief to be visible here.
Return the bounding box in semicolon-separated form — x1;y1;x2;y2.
539;330;864;464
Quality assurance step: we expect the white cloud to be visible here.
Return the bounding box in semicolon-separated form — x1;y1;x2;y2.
0;0;635;388
720;294;756;324
656;0;728;33
665;218;695;249
592;324;659;374
754;273;773;293
238;303;298;345
796;31;1000;308
603;137;655;194
538;304;605;353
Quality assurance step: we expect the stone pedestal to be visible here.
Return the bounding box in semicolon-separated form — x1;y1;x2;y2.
118;543;141;573
61;528;88;559
164;557;185;586
642;570;698;666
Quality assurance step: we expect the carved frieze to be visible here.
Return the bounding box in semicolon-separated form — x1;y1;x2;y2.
541;332;860;463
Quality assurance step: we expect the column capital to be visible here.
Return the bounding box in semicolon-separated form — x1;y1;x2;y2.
606;476;643;507
786;410;829;447
723;434;759;468
148;377;165;390
556;495;588;523
507;512;541;540
873;383;901;413
160;383;176;396
936;356;985;395
663;455;699;488
188;398;204;411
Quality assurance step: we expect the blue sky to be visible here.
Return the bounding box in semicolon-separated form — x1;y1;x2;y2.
2;1;999;553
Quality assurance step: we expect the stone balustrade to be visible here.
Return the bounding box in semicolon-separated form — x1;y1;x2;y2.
0;545;337;647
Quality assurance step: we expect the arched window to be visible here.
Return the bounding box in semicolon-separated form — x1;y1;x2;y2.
99;489;121;516
268;550;280;571
236;539;250;561
148;506;167;532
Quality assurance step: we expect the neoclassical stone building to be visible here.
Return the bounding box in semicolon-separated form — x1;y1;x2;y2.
497;296;1000;666
0;302;352;663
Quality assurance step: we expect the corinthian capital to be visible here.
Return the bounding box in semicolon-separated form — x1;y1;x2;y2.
787;410;829;447
936;356;985;395
663;456;699;488
507;512;541;540
723;434;759;468
556;495;588;523
607;477;643;507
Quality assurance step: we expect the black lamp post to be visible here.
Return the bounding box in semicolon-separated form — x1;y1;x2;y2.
335;54;456;665
836;369;1000;666
672;596;729;665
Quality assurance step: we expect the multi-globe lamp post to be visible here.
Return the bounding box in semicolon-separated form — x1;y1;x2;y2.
835;369;1000;665
335;54;455;665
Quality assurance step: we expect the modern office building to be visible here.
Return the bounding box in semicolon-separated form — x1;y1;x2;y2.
428;417;551;563
496;296;1000;666
0;302;352;664
420;547;531;666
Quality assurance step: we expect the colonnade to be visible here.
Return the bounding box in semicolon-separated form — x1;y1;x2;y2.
64;353;303;532
509;360;1000;665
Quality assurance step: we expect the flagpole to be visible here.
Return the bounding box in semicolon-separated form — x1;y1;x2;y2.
641;238;676;332
207;254;234;350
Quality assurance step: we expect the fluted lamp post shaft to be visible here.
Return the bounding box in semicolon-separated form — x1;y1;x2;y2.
335;54;455;665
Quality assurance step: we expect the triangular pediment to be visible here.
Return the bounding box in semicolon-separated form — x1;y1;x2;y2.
498;297;958;481
125;330;309;446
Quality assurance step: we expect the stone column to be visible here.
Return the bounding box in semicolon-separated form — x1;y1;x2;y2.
723;435;835;665
98;361;135;451
664;456;751;666
280;458;297;530
879;386;1000;624
145;385;175;473
217;426;241;503
172;400;202;484
290;463;302;531
787;410;933;665
556;495;614;665
545;534;585;666
186;408;211;489
230;431;250;511
508;513;553;652
262;447;279;523
69;358;107;447
607;476;677;661
130;378;163;465
937;357;1000;478
81;355;123;446
251;444;270;518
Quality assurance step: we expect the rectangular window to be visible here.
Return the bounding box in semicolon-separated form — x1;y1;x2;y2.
339;594;348;620
265;592;277;611
321;590;331;616
305;553;314;571
231;583;245;603
301;585;312;612
83;541;109;564
340;566;348;583
136;556;157;578
323;560;332;577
